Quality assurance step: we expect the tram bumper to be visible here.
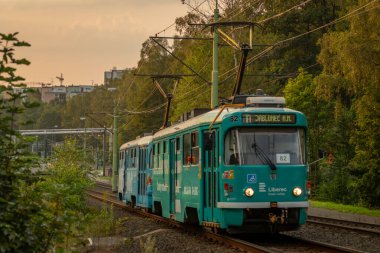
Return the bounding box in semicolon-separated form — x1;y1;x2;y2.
217;201;308;233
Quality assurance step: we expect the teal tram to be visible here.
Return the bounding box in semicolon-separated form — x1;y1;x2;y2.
118;135;153;210
118;96;308;233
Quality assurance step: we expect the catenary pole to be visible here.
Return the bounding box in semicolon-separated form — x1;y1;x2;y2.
211;0;219;109
103;126;106;176
112;108;119;192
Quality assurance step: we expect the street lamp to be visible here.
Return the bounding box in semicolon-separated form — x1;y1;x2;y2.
108;87;118;192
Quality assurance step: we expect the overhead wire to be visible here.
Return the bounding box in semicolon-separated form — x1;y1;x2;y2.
272;0;379;45
143;0;327;105
219;0;261;22
243;63;320;94
122;0;379;133
257;0;312;24
118;0;212;128
117;0;305;132
120;0;324;124
118;86;162;130
218;0;380;84
121;103;167;115
183;0;209;19
178;0;296;88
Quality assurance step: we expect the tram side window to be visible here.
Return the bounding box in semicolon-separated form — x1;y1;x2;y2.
129;149;133;166
183;132;199;165
191;132;199;164
183;134;191;165
133;148;137;167
157;143;161;169
154;144;157;168
176;137;180;153
149;148;153;168
132;149;136;167
162;141;166;170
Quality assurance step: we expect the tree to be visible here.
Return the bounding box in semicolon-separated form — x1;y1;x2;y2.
315;0;380;206
0;32;47;252
33;138;94;251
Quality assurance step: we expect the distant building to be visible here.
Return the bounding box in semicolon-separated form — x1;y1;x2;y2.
1;81;96;104
66;85;94;99
41;86;66;104
52;86;66;103
104;67;129;86
40;85;95;104
0;86;28;101
40;86;55;103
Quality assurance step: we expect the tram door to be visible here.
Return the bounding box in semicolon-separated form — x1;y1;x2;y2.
169;139;177;215
138;148;146;198
203;130;219;223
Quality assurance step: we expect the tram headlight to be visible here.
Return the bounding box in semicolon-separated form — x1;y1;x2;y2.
292;187;303;197
244;187;254;197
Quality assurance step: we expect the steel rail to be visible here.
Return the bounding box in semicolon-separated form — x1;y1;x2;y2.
88;182;367;253
87;185;274;252
307;215;380;236
277;234;368;253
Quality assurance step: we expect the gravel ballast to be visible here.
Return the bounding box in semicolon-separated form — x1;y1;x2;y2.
87;191;380;253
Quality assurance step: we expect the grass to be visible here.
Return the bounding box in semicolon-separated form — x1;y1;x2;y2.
310;200;380;217
94;169;112;182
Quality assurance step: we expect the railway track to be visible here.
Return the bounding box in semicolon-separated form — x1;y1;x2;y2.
95;181;113;190
307;215;380;236
241;233;368;253
87;181;368;253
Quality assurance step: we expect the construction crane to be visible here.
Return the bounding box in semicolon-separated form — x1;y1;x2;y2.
56;73;64;86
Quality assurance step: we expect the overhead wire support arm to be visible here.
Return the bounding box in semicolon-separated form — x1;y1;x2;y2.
199;21;263;102
150;37;210;85
150;36;213;41
134;73;183;129
199;21;264;49
150;35;270;47
134;74;195;78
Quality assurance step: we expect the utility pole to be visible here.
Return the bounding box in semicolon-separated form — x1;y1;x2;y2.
103;126;106;176
108;87;118;192
112;109;119;192
211;0;219;109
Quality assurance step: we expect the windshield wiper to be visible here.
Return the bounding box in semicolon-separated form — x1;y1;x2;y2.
252;135;276;171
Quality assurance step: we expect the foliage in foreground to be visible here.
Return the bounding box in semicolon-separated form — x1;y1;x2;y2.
1;32;97;252
33;138;95;252
0;32;46;253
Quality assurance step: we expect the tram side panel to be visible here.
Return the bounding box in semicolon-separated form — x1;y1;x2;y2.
125;147;139;206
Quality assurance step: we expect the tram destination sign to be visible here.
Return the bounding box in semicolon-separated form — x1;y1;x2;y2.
242;114;296;124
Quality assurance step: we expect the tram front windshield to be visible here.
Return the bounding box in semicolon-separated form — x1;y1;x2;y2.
225;127;305;165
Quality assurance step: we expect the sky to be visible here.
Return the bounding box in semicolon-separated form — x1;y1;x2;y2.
1;0;188;86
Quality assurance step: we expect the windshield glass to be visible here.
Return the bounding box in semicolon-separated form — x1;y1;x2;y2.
224;127;305;165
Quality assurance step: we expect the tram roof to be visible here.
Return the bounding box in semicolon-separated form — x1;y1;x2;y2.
153;106;302;139
120;135;153;150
